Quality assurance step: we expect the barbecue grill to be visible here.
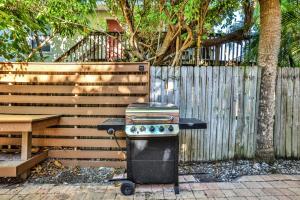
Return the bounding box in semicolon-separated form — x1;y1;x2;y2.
97;102;206;195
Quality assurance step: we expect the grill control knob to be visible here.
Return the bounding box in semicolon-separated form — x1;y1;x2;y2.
168;125;174;132
149;126;155;132
130;126;136;132
159;126;164;132
140;126;146;132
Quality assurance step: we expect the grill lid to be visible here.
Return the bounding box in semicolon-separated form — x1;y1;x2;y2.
126;103;179;113
126;102;179;125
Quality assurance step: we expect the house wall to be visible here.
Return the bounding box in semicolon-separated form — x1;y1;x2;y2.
46;8;115;62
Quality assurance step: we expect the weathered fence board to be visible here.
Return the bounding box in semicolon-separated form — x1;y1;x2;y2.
151;66;300;161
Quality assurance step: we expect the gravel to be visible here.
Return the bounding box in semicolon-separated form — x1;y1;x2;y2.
0;160;124;186
1;159;300;185
179;159;300;182
29;166;115;184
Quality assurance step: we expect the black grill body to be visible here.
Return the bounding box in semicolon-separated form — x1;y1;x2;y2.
126;136;179;185
97;117;207;195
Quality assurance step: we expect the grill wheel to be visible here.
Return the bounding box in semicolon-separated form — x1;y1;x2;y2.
120;180;135;196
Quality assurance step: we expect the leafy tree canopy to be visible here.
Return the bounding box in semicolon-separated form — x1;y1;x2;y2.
279;0;300;67
244;0;300;67
0;0;96;61
104;0;254;65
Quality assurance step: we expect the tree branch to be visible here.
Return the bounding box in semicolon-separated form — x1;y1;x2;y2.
26;31;56;61
202;30;251;46
202;0;254;47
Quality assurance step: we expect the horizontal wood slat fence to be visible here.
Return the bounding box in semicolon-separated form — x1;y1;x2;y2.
151;66;300;161
0;62;149;168
0;63;299;167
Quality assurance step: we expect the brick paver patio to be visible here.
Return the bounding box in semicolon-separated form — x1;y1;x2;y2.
0;174;300;199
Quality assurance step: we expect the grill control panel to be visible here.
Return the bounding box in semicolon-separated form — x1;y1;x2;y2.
125;124;179;137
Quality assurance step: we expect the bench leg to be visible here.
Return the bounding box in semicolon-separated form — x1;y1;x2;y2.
21;132;32;179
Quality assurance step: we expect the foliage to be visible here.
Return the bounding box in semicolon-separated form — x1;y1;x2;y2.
104;0;253;66
0;0;96;61
279;0;300;67
244;0;300;67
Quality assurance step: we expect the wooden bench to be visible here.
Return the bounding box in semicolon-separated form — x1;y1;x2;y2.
0;114;60;179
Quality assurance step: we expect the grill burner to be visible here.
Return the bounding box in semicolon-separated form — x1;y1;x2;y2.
97;102;207;196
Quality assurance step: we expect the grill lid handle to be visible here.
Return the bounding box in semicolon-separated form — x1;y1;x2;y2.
129;116;174;122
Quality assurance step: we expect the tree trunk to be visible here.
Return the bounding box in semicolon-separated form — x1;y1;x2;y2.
256;0;281;159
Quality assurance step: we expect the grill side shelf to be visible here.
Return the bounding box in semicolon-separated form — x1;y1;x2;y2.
179;118;207;129
97;118;125;131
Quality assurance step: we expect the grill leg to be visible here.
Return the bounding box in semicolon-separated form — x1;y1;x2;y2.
174;135;179;194
174;183;180;194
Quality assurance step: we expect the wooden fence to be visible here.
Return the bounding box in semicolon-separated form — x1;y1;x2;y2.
151;66;300;161
275;68;300;158
0;62;149;167
0;63;299;166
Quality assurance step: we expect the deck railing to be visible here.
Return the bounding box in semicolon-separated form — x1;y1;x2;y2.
55;32;256;66
55;32;128;62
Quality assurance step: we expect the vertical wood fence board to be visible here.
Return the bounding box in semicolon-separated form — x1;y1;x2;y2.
235;67;245;157
222;67;232;159
250;67;259;157
297;68;300;158
243;67;252;158
294;69;300;158
210;67;220;160
193;66;200;161
216;67;225;159
253;66;261;156
161;67;168;103
246;67;258;157
281;68;289;157
243;66;253;158
174;67;181;107
205;67;213;160
250;67;257;155
286;68;294;157
277;68;287;158
179;67;187;161
228;67;239;158
185;67;194;161
274;68;282;156
290;68;300;158
154;67;162;102
167;66;175;104
199;67;208;161
150;66;156;102
281;68;288;157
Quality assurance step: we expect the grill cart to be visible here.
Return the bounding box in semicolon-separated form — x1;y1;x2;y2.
97;103;207;195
